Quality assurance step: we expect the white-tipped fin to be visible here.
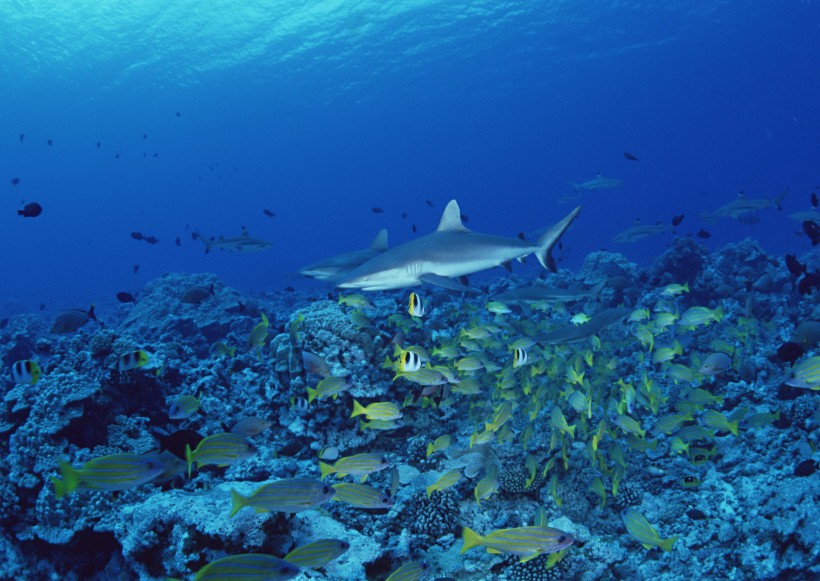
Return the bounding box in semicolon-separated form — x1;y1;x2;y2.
436;200;471;233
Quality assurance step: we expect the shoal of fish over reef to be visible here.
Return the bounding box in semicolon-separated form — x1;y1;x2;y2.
1;218;819;580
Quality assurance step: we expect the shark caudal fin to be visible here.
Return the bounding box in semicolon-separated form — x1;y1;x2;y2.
535;206;581;272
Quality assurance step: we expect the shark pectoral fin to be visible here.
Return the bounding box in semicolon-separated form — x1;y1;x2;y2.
420;274;477;293
536;206;581;271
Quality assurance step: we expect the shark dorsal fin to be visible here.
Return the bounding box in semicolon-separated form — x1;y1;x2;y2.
437;200;470;233
371;229;389;251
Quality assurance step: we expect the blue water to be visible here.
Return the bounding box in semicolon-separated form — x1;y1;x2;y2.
2;1;819;310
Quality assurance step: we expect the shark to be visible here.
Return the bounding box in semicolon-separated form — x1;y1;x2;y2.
195;227;273;253
612;220;671;243
336;200;581;292
492;280;606;305
700;189;788;223
300;229;389;281
570;174;624;192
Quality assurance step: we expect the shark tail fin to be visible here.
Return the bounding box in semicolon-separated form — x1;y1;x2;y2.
535;207;581;272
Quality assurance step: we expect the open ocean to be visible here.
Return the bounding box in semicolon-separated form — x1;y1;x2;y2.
1;2;818;580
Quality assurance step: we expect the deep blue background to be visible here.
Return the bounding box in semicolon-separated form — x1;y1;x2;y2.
1;1;818;311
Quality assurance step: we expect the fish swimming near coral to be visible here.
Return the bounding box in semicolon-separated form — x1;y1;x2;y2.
50;304;97;333
336;200;580;292
569;173;624;191
11;360;41;385
195;227;273;254
300;229;389;281
461;525;575;562
52;453;165;499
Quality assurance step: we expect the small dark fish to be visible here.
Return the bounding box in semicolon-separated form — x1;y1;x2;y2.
460;213;469;223
175;111;181;117
115;153;120;159
785;254;807;277
96;141;101;148
412;224;417;233
191;232;199;241
144;235;159;245
47;138;53;146
152;152;159;158
776;342;803;365
263;208;275;217
517;232;526;241
803;220;820;246
143;133;148;139
182;283;214;305
811;192;818;208
143;153;146;158
175;237;181;247
116;291;136;304
39;303;45;311
401;212;408;219
131;231;144;241
284;286;295;292
672;214;684;227
371;207;384;214
794;459;817;477
133;264;140;274
798;272;820;296
19;133;24;142
685;509;707;520
10;177;19;186
697;229;711;239
623;152;639;161
18;202;42;218
425;200;433;207
156;429;204;461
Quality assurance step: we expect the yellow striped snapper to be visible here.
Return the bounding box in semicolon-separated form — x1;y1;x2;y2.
11;360;41;385
485;401;513;433
333;482;394;509
661;282;689;296
426;468;461;497
394;366;449;386
652;412;693;435
678;305;723;328
306;376;349;402
408;292;425;317
319;452;390;481
284;539;350;570
168;394;201;420
613;414;645;438
192;554;300;581
701;409;739;435
117;349;149;372
385;561;430;581
338;293;374;309
652;341;682;364
230;478;335;517
185;432;255;477
426;434;453;457
230;416;273;437
621;507;677;551
461;525;575;562
474;465;500;505
551;406;576;438
210;341;236;358
247;313;269;354
351;400;403;421
786;356;820;389
52;453;165;499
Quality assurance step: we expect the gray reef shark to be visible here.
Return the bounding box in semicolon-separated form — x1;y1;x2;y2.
700;189;788;223
336;200;581;292
300;229;389;281
612;219;671;243
195;227;273;253
570;174;624;192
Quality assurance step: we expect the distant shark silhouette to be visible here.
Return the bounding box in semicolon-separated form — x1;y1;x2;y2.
569;174;623;191
300;229;389;281
336;200;581;292
195;227;273;253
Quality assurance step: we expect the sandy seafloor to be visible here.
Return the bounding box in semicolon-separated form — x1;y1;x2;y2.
0;237;818;581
